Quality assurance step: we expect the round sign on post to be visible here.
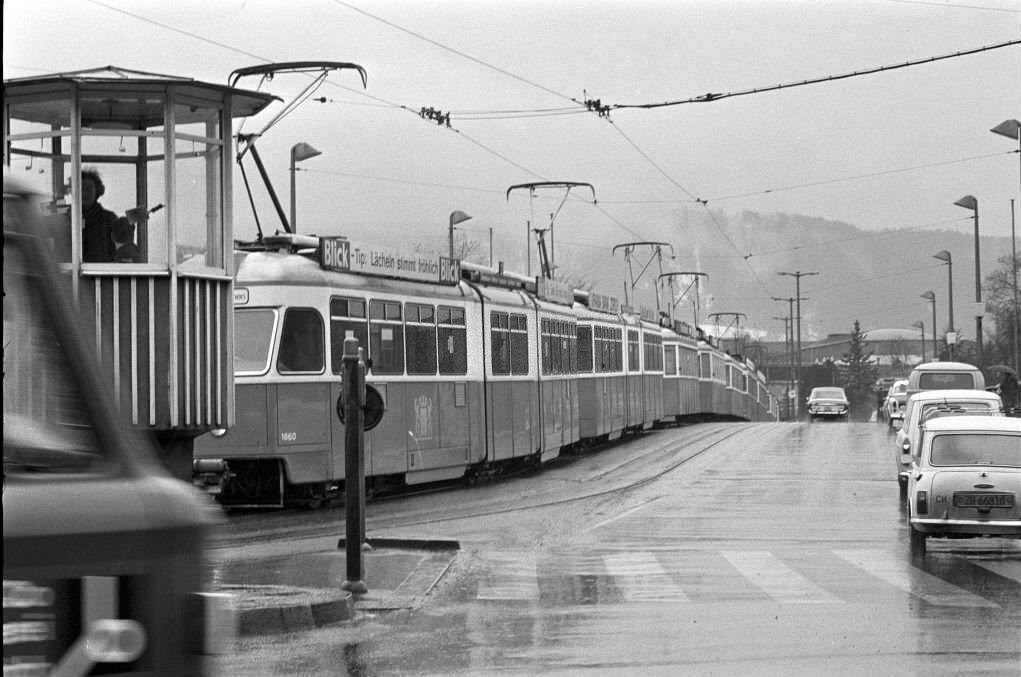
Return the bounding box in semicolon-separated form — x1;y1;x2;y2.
336;384;385;431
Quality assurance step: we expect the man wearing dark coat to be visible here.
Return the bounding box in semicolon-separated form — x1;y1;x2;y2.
81;169;117;262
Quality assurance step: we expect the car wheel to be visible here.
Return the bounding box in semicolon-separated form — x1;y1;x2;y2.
909;523;927;556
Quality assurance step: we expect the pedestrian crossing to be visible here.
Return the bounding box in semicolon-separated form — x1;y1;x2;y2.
473;547;1021;608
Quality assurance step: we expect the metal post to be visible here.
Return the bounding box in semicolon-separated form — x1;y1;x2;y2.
973;205;984;367
341;337;367;594
1011;199;1019;373
778;272;818;419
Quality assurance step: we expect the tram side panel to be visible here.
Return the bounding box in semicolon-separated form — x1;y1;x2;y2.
576;317;626;440
624;327;644;429
537;305;581;461
642;324;664;427
478;287;541;463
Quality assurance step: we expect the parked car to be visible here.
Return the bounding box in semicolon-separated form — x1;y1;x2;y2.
893;389;1003;495
883;379;909;428
806;387;849;421
905;360;985;400
906;415;1020;555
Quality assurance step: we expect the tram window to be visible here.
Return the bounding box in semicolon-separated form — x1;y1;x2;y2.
330;296;368;374
699;353;711;379
510;314;529;375
664;345;677;376
406;302;437;375
4;237;105;473
235;308;276;374
490;310;527;375
490;311;511;375
369;300;404;375
438;305;467;375
277;308;325;373
577;325;593;373
627;330;640;372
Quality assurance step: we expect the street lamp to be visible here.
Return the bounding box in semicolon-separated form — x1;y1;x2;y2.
953;195;983;366
933;250;955;358
921;291;938;362
990;119;1021;373
448;210;473;260
912;320;926;363
290;142;322;233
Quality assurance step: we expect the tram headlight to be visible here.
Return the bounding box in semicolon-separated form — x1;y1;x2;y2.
209;428;228;438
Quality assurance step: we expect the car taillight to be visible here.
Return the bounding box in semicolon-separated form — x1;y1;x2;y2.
916;490;928;515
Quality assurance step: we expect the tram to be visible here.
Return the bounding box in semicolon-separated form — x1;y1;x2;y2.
194;234;776;508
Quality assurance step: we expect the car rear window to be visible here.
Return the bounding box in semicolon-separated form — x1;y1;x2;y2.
918;372;977;389
930;433;1020;467
813;388;845;399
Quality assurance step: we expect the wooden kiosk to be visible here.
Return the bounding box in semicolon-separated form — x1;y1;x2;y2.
3;66;277;478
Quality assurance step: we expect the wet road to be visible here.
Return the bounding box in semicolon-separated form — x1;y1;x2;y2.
214;421;1021;676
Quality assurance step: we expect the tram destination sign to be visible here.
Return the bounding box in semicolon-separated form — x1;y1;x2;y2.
319;236;461;285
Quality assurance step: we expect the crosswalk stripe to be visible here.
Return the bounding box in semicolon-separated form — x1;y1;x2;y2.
721;551;841;604
476;551;539;600
834;549;999;608
602;552;690;602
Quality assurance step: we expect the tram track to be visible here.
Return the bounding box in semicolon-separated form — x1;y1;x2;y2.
209;422;758;551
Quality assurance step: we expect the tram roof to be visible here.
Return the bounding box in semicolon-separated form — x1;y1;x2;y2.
4;66;279;126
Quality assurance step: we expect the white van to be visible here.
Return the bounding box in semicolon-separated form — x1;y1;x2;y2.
905;361;985;400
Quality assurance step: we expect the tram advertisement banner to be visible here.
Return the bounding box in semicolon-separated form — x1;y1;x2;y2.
319;236;460;285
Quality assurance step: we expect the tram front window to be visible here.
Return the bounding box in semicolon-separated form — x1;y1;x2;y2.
3;231;104;473
235;308;277;375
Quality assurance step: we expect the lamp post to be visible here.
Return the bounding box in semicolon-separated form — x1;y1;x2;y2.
991;119;1021;373
954;195;983;366
912;320;926;363
778;271;818;419
921;291;938;362
448;210;473;260
290;142;322;233
933;250;955;358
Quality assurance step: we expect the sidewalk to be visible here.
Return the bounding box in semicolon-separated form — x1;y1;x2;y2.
208;536;461;635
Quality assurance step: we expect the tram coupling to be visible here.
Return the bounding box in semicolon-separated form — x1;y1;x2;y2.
193;458;233;495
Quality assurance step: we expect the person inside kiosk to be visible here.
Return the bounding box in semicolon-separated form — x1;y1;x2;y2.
80;168;118;263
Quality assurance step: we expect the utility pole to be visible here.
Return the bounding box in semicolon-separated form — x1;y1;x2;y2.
778;272;818;420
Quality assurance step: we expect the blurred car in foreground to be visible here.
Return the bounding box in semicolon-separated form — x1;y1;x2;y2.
893;389;1003;495
3;176;231;675
883;379;909;429
806;387;849;421
906;416;1021;555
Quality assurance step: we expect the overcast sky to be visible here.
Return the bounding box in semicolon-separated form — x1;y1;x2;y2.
5;0;1020;322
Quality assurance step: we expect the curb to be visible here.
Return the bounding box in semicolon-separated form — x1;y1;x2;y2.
337;537;462;551
217;585;355;636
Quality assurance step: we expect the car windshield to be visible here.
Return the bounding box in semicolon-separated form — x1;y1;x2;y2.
920;402;999;423
929;433;1020;467
812;388;845;399
3;233;105;473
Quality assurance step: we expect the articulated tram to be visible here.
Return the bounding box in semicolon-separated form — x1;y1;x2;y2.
194;234;777;508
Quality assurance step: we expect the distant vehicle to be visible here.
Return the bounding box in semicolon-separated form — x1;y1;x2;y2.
806;387;849;421
905;361;985;400
3;176;231;675
893;389;1003;495
906;415;1021;555
883;379;909;428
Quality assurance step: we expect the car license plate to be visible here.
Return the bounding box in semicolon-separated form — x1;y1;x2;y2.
953;492;1015;508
